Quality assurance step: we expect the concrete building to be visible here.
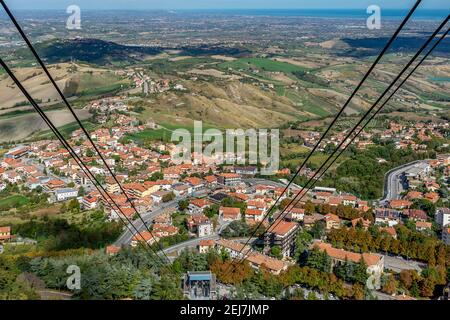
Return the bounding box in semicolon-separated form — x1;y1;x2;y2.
216;173;241;186
55;188;78;202
264;220;299;258
443;227;450;245
435;208;450;227
182;271;217;300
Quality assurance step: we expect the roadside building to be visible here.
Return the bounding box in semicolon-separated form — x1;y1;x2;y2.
264;220;299;258
219;207;241;222
312;241;384;288
131;231;158;247
198;239;215;254
245;209;264;224
186;215;213;237
189;198;212;214
105;245;121;255
216;173;241;186
375;208;401;227
55;188;78;202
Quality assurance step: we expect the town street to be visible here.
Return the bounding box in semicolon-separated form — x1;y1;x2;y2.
381;160;429;204
113;178;285;247
114;199;179;246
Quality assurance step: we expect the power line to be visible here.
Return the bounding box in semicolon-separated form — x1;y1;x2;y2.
265;18;449;239
221;0;423;276
277;25;450;221
0;0;171;263
0;57;168;270
230;17;449;272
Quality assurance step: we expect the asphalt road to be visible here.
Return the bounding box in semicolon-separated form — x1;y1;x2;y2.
114;199;179;246
382;254;425;273
114;178;283;247
381;160;428;204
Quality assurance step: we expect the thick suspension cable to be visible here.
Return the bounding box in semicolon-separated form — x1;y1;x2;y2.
0;0;171;263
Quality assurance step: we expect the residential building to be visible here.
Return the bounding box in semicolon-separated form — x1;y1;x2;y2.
324;213;341;230
285;207;305;222
198;239;215;253
216;173;241;186
403;209;428;222
435;208;450;227
189;198;212;214
106;245;121;255
312;241;384;288
186;215;213;237
264;220;299;258
131;231;158;247
245;209;264;223
234;166;258;176
375;208;401;227
351;217;371;229
55;188;78;202
214;239;288;275
415;221;432;232
219;207;241;222
0;226;11;242
82;194;99;210
303;213;325;228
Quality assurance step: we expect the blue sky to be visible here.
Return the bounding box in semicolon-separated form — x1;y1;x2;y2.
4;0;449;10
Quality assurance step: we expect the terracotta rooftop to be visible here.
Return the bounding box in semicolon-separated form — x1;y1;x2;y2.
268;220;298;236
312;241;382;267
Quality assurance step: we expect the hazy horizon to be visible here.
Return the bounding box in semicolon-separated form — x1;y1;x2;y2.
3;0;449;10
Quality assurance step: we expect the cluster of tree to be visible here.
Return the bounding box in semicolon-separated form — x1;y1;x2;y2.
318;143;435;199
0;255;40;300
13;217;123;251
333;259;368;285
283;199;374;222
292;70;330;87
411;198;437;218
22;247;183;300
12;248;182;300
297;245;368;287
221;197;247;215
381;267;448;298
162;192;175;202
185;246;371;300
60;199;81;214
151;233;190;250
327;225;449;267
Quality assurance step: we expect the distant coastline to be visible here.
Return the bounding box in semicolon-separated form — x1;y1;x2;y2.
3;9;445;21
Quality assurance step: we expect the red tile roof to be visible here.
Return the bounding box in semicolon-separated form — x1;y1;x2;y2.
313;241;382;266
269;220;298;236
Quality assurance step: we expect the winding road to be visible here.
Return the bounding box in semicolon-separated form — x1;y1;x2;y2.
381;160;429;205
